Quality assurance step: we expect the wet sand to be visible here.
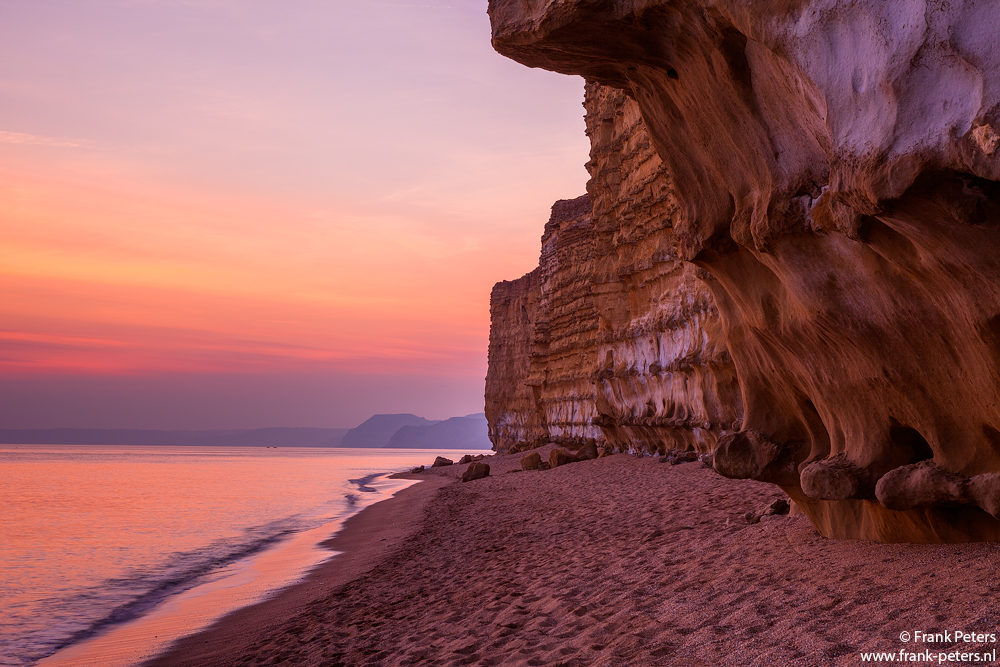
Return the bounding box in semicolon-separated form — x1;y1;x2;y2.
143;474;451;667
146;446;1000;666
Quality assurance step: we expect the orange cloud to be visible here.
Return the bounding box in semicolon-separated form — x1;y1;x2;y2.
0;157;516;379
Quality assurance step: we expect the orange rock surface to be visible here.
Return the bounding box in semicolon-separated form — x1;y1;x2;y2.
487;0;1000;542
486;85;740;459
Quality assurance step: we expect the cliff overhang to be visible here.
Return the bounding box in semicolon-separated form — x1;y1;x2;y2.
489;0;1000;543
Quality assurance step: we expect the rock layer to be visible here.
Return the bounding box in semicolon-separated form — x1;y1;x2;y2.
486;85;740;457
584;83;741;455
528;196;605;450
486;199;604;454
486;269;546;452
488;0;1000;542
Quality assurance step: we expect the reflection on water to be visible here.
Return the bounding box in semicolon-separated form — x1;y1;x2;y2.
0;446;460;666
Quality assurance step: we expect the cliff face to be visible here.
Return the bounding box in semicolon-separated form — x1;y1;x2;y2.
486;86;740;457
486;199;604;454
584;83;741;454
527;196;605;450
489;0;1000;542
486;269;546;452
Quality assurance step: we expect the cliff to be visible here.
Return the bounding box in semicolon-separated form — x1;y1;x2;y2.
488;0;1000;542
526;196;604;450
486;270;546;451
584;83;741;454
487;198;603;453
486;88;740;457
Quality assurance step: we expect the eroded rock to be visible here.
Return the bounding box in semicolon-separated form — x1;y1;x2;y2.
800;455;878;501
432;457;453;468
671;451;699;465
713;431;797;486
486;270;546;453
488;0;1000;542
659;449;699;465
968;474;1000;519
875;462;969;511
485;91;741;459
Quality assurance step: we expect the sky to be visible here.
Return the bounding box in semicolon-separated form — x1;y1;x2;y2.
0;1;589;429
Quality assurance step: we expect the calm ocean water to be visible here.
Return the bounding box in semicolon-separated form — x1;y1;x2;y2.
0;445;467;667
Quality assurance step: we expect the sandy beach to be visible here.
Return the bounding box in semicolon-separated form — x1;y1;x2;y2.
147;446;1000;666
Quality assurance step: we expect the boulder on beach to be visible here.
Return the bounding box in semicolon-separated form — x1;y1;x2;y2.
576;439;599;461
411;465;424;473
432;456;453;468
461;462;490;483
548;449;575;469
520;452;541;471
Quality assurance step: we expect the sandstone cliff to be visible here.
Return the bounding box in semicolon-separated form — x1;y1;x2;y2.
486;269;546;452
526;196;604;451
488;0;1000;543
584;83;741;455
486;86;740;457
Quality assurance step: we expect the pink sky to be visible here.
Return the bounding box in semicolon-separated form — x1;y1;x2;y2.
0;1;588;429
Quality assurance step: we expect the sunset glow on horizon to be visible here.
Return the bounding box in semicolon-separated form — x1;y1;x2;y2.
0;1;589;428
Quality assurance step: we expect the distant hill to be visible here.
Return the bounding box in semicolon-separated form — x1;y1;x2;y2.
339;414;440;448
385;413;492;449
0;428;348;447
0;413;493;450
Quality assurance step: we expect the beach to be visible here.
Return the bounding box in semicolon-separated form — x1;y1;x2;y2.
147;446;1000;666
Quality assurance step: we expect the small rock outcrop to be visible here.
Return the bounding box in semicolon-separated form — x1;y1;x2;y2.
488;0;1000;542
462;462;490;483
432;457;453;468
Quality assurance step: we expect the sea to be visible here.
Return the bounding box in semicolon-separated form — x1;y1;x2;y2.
0;445;470;667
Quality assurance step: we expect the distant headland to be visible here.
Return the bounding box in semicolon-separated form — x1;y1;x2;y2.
0;413;492;449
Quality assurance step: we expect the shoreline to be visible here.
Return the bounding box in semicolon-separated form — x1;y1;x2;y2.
144;448;1000;665
142;471;452;667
